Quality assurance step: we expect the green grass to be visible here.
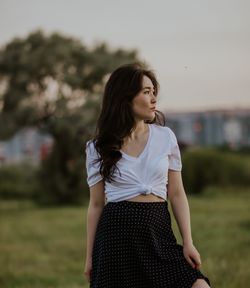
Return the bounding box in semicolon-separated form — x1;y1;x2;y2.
171;187;250;288
1;187;250;287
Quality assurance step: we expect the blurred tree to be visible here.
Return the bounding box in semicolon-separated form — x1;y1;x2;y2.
0;29;141;205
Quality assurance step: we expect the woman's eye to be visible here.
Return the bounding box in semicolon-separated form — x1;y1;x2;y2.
144;90;156;96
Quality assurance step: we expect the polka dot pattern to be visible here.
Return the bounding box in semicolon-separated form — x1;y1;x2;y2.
90;200;211;288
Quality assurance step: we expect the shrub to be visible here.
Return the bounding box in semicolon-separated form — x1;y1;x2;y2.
182;148;250;194
0;162;40;199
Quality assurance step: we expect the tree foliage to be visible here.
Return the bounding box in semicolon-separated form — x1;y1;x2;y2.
0;29;141;204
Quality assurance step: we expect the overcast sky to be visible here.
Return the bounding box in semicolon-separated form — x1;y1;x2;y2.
0;0;249;112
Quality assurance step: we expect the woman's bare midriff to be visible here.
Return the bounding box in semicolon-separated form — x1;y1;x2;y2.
125;193;165;202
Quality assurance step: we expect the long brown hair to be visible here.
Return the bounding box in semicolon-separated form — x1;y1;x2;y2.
87;62;166;183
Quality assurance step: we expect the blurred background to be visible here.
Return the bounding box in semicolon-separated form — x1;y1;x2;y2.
0;0;249;287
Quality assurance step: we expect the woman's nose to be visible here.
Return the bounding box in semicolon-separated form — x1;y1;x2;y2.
150;92;156;99
151;94;157;102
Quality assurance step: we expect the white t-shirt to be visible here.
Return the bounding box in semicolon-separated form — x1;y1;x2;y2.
85;123;182;202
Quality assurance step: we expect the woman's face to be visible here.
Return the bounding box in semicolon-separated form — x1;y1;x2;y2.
131;75;157;121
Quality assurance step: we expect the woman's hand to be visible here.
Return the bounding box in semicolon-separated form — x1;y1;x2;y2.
83;257;92;283
183;242;201;270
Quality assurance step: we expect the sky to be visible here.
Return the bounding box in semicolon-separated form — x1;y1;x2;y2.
0;0;249;112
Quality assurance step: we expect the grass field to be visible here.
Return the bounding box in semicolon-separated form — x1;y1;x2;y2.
0;187;250;288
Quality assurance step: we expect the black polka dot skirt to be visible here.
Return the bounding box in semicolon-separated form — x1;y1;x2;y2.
90;200;211;288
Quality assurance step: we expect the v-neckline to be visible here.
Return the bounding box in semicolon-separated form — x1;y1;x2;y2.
120;124;152;161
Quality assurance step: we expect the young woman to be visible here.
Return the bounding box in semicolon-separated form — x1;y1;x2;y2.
84;63;211;288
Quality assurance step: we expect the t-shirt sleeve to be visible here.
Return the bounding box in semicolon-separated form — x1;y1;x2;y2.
85;140;104;187
167;128;182;171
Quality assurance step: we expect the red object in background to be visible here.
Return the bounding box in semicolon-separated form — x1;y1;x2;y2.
193;121;202;133
40;143;52;160
0;154;5;164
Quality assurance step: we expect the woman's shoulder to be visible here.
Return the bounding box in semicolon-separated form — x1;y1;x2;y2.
151;124;179;149
151;123;174;138
85;139;99;158
86;138;95;149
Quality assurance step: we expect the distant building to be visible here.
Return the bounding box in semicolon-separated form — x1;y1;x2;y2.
0;108;249;166
165;108;250;149
0;127;53;166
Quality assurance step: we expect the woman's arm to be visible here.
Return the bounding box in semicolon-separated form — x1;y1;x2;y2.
85;180;106;261
167;170;193;245
167;170;202;269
